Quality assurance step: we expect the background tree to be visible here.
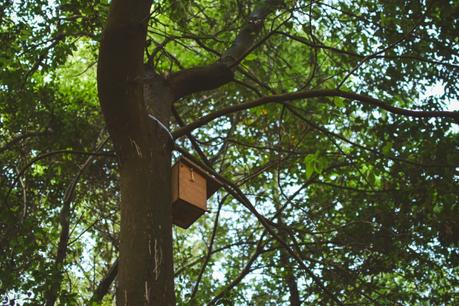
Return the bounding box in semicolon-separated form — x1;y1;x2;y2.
1;0;458;305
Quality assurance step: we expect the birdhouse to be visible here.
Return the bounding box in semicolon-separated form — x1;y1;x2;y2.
171;157;220;229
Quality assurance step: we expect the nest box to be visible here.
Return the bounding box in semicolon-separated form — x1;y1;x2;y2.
171;157;220;229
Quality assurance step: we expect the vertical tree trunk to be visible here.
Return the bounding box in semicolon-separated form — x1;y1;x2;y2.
116;127;175;305
97;0;176;304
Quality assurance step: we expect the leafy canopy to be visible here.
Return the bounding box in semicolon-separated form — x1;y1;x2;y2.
1;0;458;304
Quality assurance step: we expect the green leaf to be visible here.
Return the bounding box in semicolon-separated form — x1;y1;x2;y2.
333;98;345;108
244;53;257;62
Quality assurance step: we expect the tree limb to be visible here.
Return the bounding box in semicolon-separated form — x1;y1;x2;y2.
166;0;283;100
90;259;119;304
5;147;115;203
167;62;234;100
172;89;459;138
0;130;51;154
45;137;109;306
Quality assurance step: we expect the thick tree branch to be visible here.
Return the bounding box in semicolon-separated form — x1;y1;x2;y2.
220;0;282;66
91;259;119;304
97;0;152;157
167;62;234;101
172;89;459;138
166;0;283;100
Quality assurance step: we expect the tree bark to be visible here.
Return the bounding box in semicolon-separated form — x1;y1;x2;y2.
116;133;174;305
97;0;175;305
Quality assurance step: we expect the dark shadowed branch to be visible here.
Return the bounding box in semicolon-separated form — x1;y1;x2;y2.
91;258;119;304
5;146;115;203
166;0;283;100
172;89;459;138
45;136;110;306
0;130;51;154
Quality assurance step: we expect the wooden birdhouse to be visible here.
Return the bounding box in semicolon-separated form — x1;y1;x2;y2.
171;157;221;229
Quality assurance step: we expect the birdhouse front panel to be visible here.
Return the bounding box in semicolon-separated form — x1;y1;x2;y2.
178;163;207;211
171;159;209;229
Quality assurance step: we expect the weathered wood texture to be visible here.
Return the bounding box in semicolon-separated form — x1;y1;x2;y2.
171;158;221;228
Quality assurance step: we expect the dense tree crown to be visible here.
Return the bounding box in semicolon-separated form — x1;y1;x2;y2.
1;0;458;304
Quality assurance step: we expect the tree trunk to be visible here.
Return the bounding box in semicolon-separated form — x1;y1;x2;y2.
116;127;175;305
97;0;176;304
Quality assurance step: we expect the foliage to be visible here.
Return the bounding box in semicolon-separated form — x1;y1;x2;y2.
1;0;458;304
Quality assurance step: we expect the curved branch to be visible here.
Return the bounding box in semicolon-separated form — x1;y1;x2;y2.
5;147;115;202
0;130;51;154
275;31;459;70
172;89;458;138
167;0;283;100
97;0;152;156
